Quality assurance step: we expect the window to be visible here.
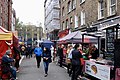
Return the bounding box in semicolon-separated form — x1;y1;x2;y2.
68;1;71;12
66;20;69;29
62;21;65;30
75;15;78;28
72;0;76;9
98;1;104;19
81;11;85;25
62;7;65;16
80;0;85;4
0;18;2;26
1;6;2;13
108;0;116;16
70;16;73;23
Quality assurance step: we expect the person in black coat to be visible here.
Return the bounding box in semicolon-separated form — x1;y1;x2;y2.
91;45;99;59
71;44;82;80
42;47;52;77
57;45;64;67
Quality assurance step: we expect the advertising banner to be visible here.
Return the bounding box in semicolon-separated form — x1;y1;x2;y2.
85;60;110;80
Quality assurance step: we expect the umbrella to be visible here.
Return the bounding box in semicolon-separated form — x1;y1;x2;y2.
41;40;54;49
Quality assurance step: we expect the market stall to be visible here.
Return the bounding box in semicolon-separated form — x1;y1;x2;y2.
84;24;120;80
0;26;13;59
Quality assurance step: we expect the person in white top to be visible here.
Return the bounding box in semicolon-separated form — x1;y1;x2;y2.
50;45;54;61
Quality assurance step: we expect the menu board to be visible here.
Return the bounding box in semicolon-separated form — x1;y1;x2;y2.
106;27;114;60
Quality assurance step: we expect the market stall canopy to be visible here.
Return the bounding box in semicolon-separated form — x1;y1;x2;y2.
0;26;12;40
58;31;98;43
58;31;79;41
0;26;13;59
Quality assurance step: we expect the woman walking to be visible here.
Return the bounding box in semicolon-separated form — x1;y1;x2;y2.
42;47;51;77
71;44;82;80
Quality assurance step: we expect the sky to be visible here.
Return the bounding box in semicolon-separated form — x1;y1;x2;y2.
12;0;45;28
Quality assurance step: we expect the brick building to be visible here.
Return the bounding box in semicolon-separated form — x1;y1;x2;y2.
0;0;13;31
60;0;120;33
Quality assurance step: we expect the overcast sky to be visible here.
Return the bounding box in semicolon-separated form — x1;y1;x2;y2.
12;0;45;28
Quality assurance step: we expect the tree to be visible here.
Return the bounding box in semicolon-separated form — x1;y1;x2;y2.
15;18;23;30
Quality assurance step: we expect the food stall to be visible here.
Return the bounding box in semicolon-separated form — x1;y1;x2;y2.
84;24;120;80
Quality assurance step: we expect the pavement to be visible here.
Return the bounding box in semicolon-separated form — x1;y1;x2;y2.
17;56;71;80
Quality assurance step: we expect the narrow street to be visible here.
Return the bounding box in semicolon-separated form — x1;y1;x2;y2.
17;57;70;80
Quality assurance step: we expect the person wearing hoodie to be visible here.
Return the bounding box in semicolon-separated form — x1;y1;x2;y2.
34;45;43;68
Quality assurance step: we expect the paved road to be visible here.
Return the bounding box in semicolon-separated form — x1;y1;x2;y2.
17;57;71;80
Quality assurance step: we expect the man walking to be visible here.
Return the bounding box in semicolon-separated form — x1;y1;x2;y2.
34;45;43;68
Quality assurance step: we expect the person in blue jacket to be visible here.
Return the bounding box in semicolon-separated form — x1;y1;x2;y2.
42;47;52;77
34;45;43;68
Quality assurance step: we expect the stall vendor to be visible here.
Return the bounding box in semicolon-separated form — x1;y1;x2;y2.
91;45;99;59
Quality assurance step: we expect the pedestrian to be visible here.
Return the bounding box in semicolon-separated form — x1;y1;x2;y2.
42;47;52;77
50;45;54;61
66;45;73;76
27;45;32;58
71;44;82;80
34;45;43;68
20;44;26;55
2;50;18;80
13;47;21;72
58;45;64;67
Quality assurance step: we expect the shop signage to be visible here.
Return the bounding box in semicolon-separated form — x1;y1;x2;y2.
85;60;110;80
86;27;98;32
106;27;114;60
